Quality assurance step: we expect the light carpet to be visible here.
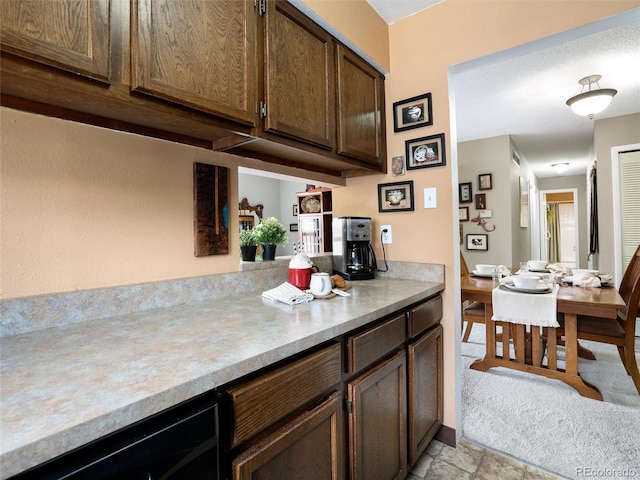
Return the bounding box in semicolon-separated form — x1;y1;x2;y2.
462;324;640;480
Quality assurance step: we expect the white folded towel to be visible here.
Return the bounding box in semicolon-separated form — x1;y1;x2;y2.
547;263;567;275
578;273;601;287
492;284;560;327
262;282;314;305
496;265;512;276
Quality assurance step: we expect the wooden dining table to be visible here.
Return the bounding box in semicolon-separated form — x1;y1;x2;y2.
461;274;626;400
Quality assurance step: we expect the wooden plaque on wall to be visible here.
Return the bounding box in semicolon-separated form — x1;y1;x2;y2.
193;162;229;256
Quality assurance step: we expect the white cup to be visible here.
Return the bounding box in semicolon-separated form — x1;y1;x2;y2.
309;272;332;296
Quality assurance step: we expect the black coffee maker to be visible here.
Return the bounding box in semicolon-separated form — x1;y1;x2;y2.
332;217;377;280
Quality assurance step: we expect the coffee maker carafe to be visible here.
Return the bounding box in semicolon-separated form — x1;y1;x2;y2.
332;217;377;280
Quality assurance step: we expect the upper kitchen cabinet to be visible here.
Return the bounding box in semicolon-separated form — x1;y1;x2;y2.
0;0;110;82
336;45;386;166
131;0;257;126
262;0;335;149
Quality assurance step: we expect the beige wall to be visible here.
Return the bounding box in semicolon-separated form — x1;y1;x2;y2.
459;135;513;268
1;0;637;435
0;109;341;299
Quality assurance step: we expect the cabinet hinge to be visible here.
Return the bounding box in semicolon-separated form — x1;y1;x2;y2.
260;101;267;119
344;398;352;414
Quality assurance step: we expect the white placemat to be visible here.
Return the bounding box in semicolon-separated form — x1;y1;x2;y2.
492;284;560;327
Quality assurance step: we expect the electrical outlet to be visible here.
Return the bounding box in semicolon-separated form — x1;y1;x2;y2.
381;225;392;244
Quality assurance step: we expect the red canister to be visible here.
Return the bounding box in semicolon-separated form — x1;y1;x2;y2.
288;253;318;290
288;267;318;290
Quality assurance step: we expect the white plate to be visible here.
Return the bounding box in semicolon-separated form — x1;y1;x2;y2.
501;284;552;294
472;270;494;278
528;268;550;273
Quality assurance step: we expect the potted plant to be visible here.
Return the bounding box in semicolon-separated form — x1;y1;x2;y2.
239;228;258;262
253;217;288;261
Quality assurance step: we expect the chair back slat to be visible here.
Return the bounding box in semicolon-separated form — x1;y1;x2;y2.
460;252;470;277
619;244;640;310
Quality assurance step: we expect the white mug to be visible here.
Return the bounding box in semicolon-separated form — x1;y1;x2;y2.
309;272;332;296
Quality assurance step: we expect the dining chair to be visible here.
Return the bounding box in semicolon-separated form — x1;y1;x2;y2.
558;244;640;395
461;252;486;342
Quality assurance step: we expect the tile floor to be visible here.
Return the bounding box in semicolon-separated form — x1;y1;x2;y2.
408;439;564;480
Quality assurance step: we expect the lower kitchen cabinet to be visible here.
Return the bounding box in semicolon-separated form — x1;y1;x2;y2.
347;350;407;480
232;391;345;480
407;324;443;466
223;294;443;480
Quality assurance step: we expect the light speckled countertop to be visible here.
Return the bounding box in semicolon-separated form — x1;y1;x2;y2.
0;278;443;478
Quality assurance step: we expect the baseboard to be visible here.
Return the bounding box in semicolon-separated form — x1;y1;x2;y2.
435;424;456;447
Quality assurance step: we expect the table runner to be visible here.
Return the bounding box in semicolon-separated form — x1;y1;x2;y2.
492;284;560;327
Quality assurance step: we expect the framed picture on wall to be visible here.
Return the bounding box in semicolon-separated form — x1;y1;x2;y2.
459;182;472;204
466;234;488;251
478;173;492;190
475;193;487;210
378;180;415;212
405;133;446;170
392;92;433;132
459;206;469;221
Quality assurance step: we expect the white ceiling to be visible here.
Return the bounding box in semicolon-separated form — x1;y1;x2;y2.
367;1;640;178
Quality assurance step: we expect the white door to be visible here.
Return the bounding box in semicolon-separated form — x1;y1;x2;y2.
539;189;579;268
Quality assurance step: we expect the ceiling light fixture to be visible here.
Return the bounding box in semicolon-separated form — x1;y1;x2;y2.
566;75;617;119
551;162;570;174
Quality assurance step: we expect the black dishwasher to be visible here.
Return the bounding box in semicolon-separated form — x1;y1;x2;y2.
10;391;222;480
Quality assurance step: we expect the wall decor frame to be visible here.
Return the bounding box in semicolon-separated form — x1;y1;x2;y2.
393;92;433;132
520;176;529;228
466;233;488;251
459;182;472;204
378;180;415;212
478;173;492;190
475;193;486;210
193;162;229;256
405;133;446;170
391;155;405;176
290;223;298;232
292;204;298;216
459;206;469;222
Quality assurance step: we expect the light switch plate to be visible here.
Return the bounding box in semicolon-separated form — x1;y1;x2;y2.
479;210;493;218
424;187;437;208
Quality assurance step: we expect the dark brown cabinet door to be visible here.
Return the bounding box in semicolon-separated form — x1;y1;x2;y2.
347;350;407;480
263;0;335;149
407;324;443;467
0;0;110;81
132;0;257;126
336;45;385;166
232;391;345;480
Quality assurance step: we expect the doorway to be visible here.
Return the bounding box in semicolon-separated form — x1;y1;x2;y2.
539;189;579;268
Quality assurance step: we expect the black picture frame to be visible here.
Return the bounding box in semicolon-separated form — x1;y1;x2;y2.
466;234;488;251
459;182;472;204
378;180;415;212
405;133;446;170
478;173;492;190
475;193;487;210
393;92;433;132
292;204;298;216
290;223;298;232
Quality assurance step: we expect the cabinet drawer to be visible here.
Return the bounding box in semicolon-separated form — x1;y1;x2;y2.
225;342;341;447
347;314;405;374
407;295;442;339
